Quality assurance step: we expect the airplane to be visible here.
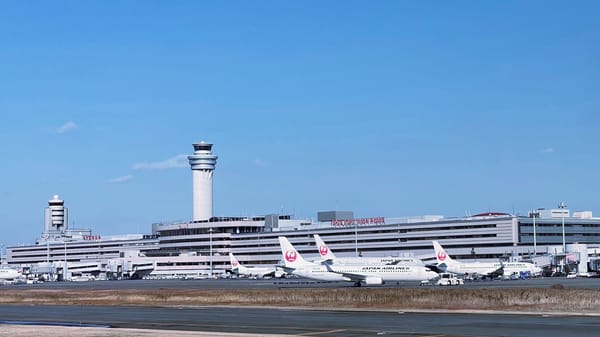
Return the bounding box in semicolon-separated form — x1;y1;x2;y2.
229;253;283;278
0;267;23;281
432;241;503;278
280;236;438;286
313;234;424;266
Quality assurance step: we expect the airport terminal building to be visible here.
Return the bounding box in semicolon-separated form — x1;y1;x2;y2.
6;142;600;279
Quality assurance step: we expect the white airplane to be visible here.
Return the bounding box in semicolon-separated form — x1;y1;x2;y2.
280;236;438;286
0;267;22;281
313;234;424;266
229;253;282;278
432;241;503;278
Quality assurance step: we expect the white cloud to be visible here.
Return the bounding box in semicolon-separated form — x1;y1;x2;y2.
542;147;554;154
132;154;188;170
107;175;134;183
56;121;78;134
253;159;268;167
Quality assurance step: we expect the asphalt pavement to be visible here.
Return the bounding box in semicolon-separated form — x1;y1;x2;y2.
1;305;600;337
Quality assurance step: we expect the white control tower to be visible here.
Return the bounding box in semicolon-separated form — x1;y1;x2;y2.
44;194;68;233
188;141;218;222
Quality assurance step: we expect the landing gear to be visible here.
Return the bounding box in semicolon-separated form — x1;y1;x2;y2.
354;281;362;287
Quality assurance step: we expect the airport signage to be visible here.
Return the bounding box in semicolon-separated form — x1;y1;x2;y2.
83;235;102;241
331;217;385;227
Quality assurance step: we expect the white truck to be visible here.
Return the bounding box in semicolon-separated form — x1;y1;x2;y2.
436;273;464;286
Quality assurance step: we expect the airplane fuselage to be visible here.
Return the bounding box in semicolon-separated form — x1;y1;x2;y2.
444;262;500;276
326;257;423;266
290;265;352;282
495;262;542;275
327;264;438;282
236;265;277;278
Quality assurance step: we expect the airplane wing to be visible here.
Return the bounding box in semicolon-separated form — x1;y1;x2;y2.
322;263;367;282
317;258;335;264
277;264;296;274
492;265;504;276
425;263;446;273
385;260;403;265
483;260;504;277
257;269;277;278
479;266;503;278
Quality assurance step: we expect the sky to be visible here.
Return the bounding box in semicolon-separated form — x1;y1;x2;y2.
1;1;599;246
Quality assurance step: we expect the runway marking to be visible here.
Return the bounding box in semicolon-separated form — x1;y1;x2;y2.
301;329;347;335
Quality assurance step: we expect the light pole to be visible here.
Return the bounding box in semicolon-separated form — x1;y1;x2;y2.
209;228;213;277
63;240;69;281
354;221;358;257
559;202;567;253
531;209;537;255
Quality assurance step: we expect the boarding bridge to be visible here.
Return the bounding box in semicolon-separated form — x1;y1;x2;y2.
106;254;155;280
588;257;600;274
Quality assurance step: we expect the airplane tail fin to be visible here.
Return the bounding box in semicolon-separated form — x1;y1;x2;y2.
314;234;336;261
229;253;240;271
432;241;454;266
278;236;309;269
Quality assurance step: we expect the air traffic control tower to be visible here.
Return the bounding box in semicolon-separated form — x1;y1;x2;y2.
188;141;218;222
44;194;68;234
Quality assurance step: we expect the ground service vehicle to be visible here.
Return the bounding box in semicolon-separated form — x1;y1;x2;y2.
437;273;464;286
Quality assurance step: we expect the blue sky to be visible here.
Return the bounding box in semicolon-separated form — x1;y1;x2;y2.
1;1;598;246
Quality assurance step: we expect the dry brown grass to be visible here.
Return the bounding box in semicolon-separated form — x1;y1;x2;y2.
1;287;600;313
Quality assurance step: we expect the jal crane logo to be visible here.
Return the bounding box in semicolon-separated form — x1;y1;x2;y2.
285;250;297;263
318;245;329;257
437;251;447;262
232;260;239;268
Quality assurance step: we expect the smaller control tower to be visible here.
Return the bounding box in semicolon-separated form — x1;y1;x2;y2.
44;195;68;234
188;141;218;222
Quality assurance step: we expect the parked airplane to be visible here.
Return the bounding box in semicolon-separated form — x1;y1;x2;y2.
313;234;424;266
0;267;22;280
280;236;438;286
278;237;351;283
433;241;503;278
229;253;282;278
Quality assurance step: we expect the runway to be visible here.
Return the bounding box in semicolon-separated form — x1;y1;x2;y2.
1;305;599;337
3;277;600;336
